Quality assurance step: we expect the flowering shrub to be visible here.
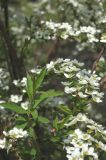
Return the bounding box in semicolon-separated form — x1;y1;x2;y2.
0;58;105;160
0;0;106;160
6;0;106;66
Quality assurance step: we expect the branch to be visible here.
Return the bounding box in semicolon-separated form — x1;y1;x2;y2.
91;46;106;73
0;20;26;79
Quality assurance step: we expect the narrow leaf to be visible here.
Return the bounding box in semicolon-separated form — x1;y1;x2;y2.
38;116;50;124
16;122;27;129
1;103;27;114
29;127;36;140
34;68;46;92
34;90;64;109
58;105;72;114
31;110;38;120
26;73;33;99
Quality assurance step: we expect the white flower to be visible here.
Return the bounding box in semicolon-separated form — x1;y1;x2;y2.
0;100;5;110
78;92;88;98
77;113;87;122
79;79;88;85
71;148;80;158
99;56;105;62
66;154;72;160
46;61;55;70
13;79;20;86
83;134;91;140
89;76;100;87
65;146;74;154
75;129;83;139
22;89;26;93
100;39;106;43
92;92;104;103
30;69;36;73
100;36;106;43
87;147;94;155
10;95;22;103
21;101;29;110
21;77;27;86
92;152;98;159
6;127;28;139
64;73;70;78
81;143;89;153
30;68;41;74
65;86;76;94
61;81;72;86
92;96;102;103
0;138;6;149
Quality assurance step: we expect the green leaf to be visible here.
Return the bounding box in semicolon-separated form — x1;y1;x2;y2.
58;105;72;114
38;116;50;124
34;68;46;92
58;116;71;129
51;136;60;142
1;103;27;114
34;90;64;109
31;148;37;157
26;73;33;99
16;122;27;129
16;116;27;122
16;116;27;129
31;110;38;120
29;127;36;140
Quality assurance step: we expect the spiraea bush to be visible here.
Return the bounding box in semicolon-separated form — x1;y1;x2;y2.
0;0;106;160
0;58;106;160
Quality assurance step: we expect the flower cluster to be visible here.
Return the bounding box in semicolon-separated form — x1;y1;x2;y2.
9;0;106;53
46;58;104;103
10;95;22;103
3;127;28;139
12;77;27;94
40;21;100;42
43;21;75;40
13;77;27;88
65;113;106;138
100;35;106;43
64;128;106;160
0;138;6;149
0;127;28;150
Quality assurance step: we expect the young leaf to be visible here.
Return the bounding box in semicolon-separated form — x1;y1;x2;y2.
51;136;60;143
58;116;71;129
58;105;72;114
16;116;27;122
38;116;50;124
34;90;64;109
29;127;36;140
34;68;46;92
26;73;33;99
1;103;27;114
31;148;37;157
31;110;38;120
16;122;27;129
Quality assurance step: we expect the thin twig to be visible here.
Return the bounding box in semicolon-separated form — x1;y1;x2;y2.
47;38;60;61
91;45;106;73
